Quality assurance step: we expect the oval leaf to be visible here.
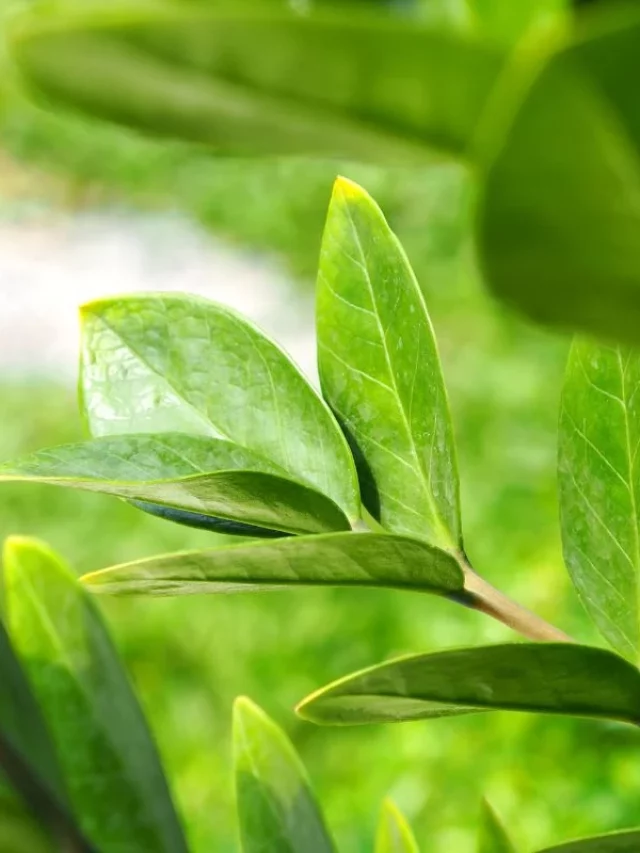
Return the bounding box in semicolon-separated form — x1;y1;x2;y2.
317;177;461;551
558;340;640;660
479;6;640;344
537;831;640;853
376;799;420;853
9;3;506;160
0;433;350;536
296;643;640;726
79;292;360;524
80;532;464;597
3;537;188;853
234;697;335;853
478;801;516;853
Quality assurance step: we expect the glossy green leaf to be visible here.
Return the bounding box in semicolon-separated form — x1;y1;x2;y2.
479;6;640;344
296;643;640;726
317;177;461;551
376;799;420;853
9;2;506;160
234;697;335;853
537;830;640;852
0;433;350;536
4;537;188;853
558;340;640;660
79;292;360;524
478;801;516;853
80;532;464;597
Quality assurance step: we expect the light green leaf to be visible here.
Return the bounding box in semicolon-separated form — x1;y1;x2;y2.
0;433;350;536
80;532;464;597
9;2;506;160
234;697;335;853
376;799;420;853
296;643;640;726
3;537;188;853
478;801;516;853
470;0;568;44
79;292;360;524
478;6;640;344
558;340;640;660
537;830;640;852
317;177;461;551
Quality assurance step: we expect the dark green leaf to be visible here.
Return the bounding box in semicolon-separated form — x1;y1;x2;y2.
4;537;188;853
558;340;640;660
317;177;461;551
234;697;335;853
0;433;350;535
376;799;420;853
479;6;640;344
296;643;640;725
80;532;464;596
478;800;516;853
537;830;640;852
9;3;506;160
79;292;360;524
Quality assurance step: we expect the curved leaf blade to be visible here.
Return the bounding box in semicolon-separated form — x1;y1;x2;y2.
79;292;360;524
537;830;640;852
376;799;420;853
296;643;640;726
478;801;516;853
234;697;335;853
558;340;640;660
80;532;464;597
0;433;350;536
4;537;188;853
317;178;461;550
9;3;507;160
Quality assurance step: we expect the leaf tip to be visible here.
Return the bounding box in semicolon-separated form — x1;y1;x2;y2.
332;175;368;203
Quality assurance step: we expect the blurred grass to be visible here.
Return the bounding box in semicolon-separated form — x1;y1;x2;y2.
0;95;639;852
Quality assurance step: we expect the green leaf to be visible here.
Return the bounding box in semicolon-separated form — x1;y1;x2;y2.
296;643;640;726
0;791;57;853
317;177;461;551
79;292;360;524
80;532;464;597
9;2;507;160
3;537;188;853
233;697;335;853
470;0;568;44
478;5;640;344
558;340;640;660
375;799;420;853
0;433;350;536
478;801;516;853
537;830;640;852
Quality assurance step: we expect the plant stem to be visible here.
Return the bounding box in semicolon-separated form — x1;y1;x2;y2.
460;568;572;643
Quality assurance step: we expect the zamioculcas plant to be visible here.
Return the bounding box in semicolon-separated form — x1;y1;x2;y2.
4;180;640;849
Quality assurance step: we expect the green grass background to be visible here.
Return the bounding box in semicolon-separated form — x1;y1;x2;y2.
1;89;639;853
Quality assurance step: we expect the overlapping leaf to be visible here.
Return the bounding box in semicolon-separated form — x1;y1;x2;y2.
478;801;516;853
296;643;640;726
80;532;464;597
234;697;335;853
537;830;640;853
3;537;188;853
0;433;350;535
78;293;360;524
558;340;640;660
376;799;420;853
317;178;461;551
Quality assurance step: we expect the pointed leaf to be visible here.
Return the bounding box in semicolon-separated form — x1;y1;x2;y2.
376;799;420;853
558;340;640;660
317;178;461;551
0;433;350;536
296;643;640;726
479;6;640;344
478;801;516;853
80;532;465;597
79;293;360;524
9;3;507;160
234;697;335;853
537;831;640;852
4;537;188;853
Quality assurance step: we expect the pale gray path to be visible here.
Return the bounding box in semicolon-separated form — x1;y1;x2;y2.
0;209;316;380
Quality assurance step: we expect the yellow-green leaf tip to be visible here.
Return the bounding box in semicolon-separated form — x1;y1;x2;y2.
332;175;368;202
